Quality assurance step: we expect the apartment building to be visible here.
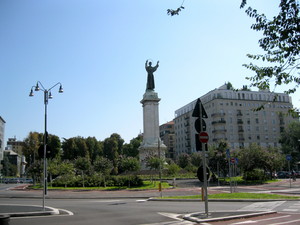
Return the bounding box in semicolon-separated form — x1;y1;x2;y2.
159;121;175;159
0;116;5;163
174;84;297;157
6;137;24;156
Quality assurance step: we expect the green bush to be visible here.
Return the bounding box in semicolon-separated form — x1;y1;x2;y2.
243;169;267;181
112;175;143;187
52;174;143;188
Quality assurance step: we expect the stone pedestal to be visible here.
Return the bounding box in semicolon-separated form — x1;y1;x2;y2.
139;90;166;170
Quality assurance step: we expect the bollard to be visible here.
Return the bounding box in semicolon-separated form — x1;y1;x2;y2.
0;215;10;225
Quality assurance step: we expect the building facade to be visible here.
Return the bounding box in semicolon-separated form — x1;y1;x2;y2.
0;116;5;163
6;137;26;177
6;137;24;156
159;121;175;159
174;84;297;157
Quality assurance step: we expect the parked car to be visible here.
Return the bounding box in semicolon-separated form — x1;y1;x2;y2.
277;171;288;178
4;178;20;184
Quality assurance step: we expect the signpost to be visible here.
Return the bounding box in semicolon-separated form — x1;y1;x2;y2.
192;98;209;216
286;155;292;188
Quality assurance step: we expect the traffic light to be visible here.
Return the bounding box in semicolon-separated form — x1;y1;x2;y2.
192;98;208;151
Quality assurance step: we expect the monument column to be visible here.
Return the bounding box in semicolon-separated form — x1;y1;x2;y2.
139;60;166;170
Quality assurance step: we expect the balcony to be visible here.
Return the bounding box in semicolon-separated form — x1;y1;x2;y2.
212;129;227;133
213;138;228;142
184;122;190;127
211;112;226;117
212;120;226;125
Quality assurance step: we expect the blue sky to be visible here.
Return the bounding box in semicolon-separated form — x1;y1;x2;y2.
1;0;297;144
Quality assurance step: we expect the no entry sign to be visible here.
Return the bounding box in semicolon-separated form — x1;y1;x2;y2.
199;132;209;143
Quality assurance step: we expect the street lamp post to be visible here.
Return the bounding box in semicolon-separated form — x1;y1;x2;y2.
29;81;63;210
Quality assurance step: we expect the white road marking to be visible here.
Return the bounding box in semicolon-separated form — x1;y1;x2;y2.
238;201;285;211
269;219;300;225
283;208;299;212
231;215;290;225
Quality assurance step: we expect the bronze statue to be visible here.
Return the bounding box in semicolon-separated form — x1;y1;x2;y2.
145;60;159;91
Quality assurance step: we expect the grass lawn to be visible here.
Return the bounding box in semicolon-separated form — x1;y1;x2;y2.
158;192;300;200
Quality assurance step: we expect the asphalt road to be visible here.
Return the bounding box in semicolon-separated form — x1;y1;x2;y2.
2;179;300;225
0;198;251;225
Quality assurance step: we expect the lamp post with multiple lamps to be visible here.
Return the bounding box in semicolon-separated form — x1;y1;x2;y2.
29;81;63;210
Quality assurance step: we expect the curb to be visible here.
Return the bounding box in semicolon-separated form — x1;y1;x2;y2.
183;211;277;223
0;205;59;218
148;198;300;202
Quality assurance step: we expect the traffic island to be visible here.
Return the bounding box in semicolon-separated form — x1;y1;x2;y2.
183;211;276;223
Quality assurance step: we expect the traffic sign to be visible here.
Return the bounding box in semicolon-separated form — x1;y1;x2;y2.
226;149;230;158
192;98;208;118
199;132;209;143
286;155;292;161
195;118;206;132
197;166;210;182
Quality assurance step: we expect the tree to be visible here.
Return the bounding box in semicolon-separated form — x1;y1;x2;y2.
122;136;142;158
23;132;43;167
165;162;181;177
177;153;191;169
1;155;17;177
48;157;61;186
280;121;300;166
74;156;92;187
168;1;300;104
56;160;75;188
208;141;229;178
243;0;300;99
190;152;202;167
119;157;140;174
47;134;62;159
85;136;103;163
103;133;124;174
62;136;88;160
94;156;113;187
238;143;284;175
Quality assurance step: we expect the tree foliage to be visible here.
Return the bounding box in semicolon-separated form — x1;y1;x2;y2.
280;121;300;165
94;156;113;176
168;1;300;101
238;144;284;174
122;135;142;158
244;0;300;96
177;153;191;169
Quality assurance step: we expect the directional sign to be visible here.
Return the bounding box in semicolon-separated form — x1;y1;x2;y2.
197;166;210;182
286;155;292;161
195;118;206;132
199;132;209;143
192;98;208;118
226;149;231;159
38;145;52;159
